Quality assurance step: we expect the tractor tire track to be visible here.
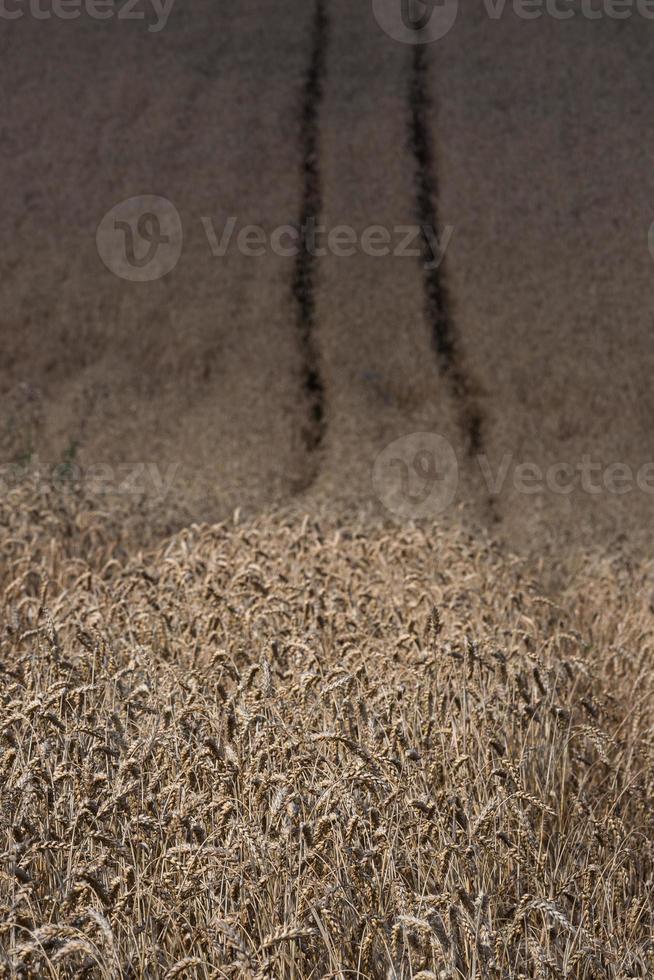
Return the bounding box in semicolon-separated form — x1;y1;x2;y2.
409;43;484;457
292;0;329;470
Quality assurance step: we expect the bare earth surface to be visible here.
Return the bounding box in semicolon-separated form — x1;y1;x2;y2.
1;1;653;557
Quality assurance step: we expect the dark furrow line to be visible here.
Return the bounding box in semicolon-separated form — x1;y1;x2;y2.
292;0;328;462
409;43;484;457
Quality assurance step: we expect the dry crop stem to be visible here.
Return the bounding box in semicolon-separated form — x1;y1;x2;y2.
0;483;653;977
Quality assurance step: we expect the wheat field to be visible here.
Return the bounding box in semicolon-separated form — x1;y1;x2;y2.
1;482;653;978
2;1;654;977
